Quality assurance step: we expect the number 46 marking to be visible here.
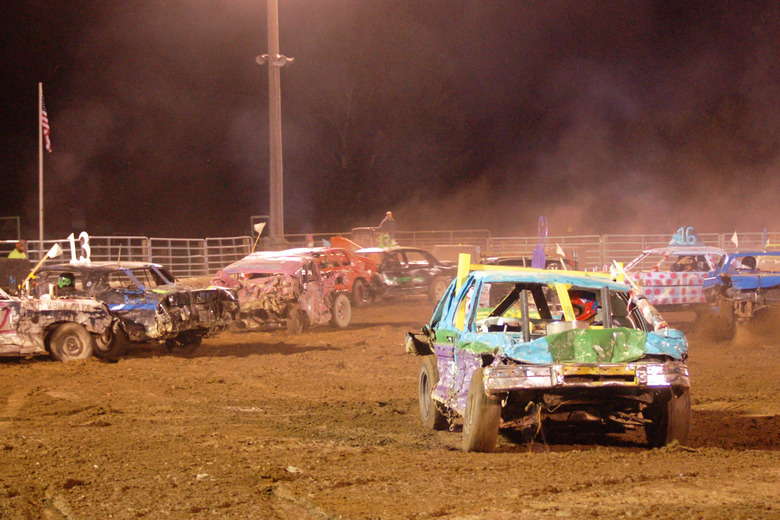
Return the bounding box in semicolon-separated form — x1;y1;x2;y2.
67;232;91;265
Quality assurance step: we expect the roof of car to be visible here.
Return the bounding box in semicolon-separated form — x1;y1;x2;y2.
469;269;630;292
41;261;165;271
635;246;725;256
220;251;314;275
484;256;527;262
485;256;572;264
625;246;726;272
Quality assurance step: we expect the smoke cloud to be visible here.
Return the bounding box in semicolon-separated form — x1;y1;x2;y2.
2;1;779;240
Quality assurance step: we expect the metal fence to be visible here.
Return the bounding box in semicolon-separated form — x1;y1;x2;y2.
486;235;604;269
205;236;254;274
2;229;779;279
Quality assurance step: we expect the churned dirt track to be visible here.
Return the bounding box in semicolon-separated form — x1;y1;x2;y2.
1;298;778;520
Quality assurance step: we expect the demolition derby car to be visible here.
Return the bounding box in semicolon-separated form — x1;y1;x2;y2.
286;246;377;307
356;246;457;302
623;227;724;314
703;251;780;337
0;286;114;362
213;250;351;333
406;257;690;452
35;262;239;358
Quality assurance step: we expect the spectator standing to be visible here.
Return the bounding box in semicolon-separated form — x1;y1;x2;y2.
8;240;27;259
378;211;396;247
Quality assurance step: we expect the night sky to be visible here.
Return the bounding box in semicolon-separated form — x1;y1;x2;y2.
2;1;779;240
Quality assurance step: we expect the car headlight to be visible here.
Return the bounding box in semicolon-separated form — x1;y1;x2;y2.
642;363;689;386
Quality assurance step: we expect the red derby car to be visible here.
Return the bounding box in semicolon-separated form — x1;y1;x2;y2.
287;247;377;307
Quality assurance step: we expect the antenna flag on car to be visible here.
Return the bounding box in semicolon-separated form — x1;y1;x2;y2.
22;242;64;289
251;223;266;253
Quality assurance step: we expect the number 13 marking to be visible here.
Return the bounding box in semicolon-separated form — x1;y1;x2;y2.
67;232;91;265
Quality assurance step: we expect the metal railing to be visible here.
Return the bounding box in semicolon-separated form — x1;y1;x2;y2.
486;235;603;269
396;229;492;250
150;238;208;278
88;236;150;263
3;230;780;279
205;236;253;274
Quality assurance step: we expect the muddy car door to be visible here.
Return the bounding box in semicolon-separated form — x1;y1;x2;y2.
404;249;436;289
431;277;482;413
380;251;408;291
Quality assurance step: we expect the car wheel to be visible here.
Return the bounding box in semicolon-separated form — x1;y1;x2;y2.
286;304;305;335
716;297;736;339
428;276;449;303
368;276;385;300
329;293;352;328
462;367;502;452
644;387;691;448
351;278;371;308
419;356;449;430
165;332;203;357
49;323;94;362
93;323;129;361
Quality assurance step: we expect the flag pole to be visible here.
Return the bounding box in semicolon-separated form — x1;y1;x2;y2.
38;82;44;249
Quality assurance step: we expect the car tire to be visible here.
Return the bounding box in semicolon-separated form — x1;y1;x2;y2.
351;278;371;308
286;304;305;335
330;293;351;328
644;387;691;448
462;367;502;452
428;276;449;303
419;356;449;430
165;332;203;357
93;323;129;361
706;297;735;340
49;323;94;362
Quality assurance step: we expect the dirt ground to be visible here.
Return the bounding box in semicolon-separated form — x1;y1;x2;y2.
1;298;778;520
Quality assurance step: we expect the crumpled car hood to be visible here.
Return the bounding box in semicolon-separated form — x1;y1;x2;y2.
456;327;687;364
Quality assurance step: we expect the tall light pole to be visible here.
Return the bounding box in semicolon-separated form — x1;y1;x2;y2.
256;0;293;247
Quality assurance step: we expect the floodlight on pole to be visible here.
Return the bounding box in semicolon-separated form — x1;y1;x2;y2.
255;0;294;247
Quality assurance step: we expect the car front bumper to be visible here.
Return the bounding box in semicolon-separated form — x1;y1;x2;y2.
483;361;690;395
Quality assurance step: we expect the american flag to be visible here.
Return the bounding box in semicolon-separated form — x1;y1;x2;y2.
42;96;51;152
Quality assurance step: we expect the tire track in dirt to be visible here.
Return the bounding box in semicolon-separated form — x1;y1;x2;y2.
272;484;333;520
0;385;35;429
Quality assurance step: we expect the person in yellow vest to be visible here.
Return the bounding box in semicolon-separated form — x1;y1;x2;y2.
8;240;27;259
